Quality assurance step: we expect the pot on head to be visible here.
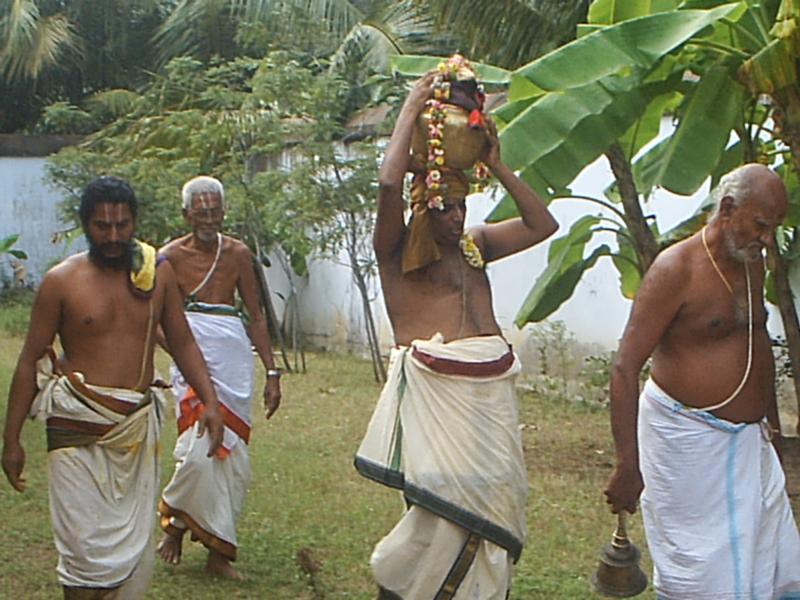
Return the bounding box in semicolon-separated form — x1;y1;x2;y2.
410;103;488;171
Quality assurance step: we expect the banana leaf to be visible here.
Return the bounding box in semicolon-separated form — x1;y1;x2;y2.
611;230;643;298
388;55;511;84
649;65;745;195
739;35;800;94
618;90;683;163
0;234;20;254
515;215;610;325
709;140;744;189
488;72;682;221
510;4;741;98
588;0;682;25
484;169;565;223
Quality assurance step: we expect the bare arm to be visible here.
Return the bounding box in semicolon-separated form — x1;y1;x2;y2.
373;72;437;261
605;252;685;513
472;118;558;262
159;261;224;455
2;272;62;491
236;246;281;420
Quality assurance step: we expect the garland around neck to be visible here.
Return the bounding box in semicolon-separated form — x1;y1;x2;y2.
188;233;223;297
459;233;484;269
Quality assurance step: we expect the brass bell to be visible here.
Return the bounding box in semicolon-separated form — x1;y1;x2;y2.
410;103;488;170
591;511;648;597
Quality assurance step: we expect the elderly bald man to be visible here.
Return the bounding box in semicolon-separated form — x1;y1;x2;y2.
605;163;800;599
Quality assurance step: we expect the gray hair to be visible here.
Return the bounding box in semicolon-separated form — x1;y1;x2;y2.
181;176;225;209
711;167;752;219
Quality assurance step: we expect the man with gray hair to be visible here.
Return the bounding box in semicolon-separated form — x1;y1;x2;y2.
156;175;281;579
605;163;800;598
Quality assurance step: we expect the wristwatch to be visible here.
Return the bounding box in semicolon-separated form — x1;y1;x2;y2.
267;369;281;379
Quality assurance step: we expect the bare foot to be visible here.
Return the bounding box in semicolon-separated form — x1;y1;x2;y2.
157;531;184;565
205;549;244;580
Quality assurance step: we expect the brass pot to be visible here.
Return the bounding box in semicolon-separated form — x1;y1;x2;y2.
411;103;488;171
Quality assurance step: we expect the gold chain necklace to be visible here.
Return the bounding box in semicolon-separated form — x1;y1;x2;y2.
694;226;753;413
701;226;733;294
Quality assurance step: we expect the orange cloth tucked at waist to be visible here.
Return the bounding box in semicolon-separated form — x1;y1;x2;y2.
177;387;251;460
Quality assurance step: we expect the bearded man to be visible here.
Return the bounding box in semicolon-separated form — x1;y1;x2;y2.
2;175;224;599
605;163;800;598
156;175;281;579
355;68;558;600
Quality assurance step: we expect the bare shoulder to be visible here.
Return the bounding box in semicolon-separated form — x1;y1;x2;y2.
465;224;485;246
45;252;86;283
224;235;251;256
225;236;254;268
156;254;178;284
636;236;694;300
159;234;192;259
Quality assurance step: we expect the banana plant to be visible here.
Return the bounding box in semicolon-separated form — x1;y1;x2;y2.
392;1;800;425
391;2;745;320
0;234;27;260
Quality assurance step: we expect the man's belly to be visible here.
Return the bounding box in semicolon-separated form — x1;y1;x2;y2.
651;351;769;423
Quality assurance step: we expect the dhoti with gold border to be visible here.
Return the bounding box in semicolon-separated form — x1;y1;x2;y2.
30;350;164;597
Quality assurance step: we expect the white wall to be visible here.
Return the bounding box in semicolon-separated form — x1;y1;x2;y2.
1;131;789;355
290;149;710;354
289;131;789;355
0;157;83;286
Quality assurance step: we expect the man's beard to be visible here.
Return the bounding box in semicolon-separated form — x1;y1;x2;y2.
87;237;134;270
724;230;762;263
195;228;218;243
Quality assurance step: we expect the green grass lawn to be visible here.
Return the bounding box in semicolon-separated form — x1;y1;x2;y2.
0;327;655;600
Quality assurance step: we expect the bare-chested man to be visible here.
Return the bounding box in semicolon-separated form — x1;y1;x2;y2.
2;176;224;599
605;164;800;598
156;175;281;579
354;71;558;600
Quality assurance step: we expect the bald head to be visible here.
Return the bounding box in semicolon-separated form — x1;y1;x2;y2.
713;163;788;219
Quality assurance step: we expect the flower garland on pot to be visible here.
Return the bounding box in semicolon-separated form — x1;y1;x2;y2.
422;55;489;212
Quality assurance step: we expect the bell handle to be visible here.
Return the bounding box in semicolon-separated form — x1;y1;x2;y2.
612;510;631;549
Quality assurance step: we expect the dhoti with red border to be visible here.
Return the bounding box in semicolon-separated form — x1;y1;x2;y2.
159;305;253;560
355;334;527;600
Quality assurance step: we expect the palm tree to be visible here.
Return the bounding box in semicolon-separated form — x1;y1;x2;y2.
0;0;167;132
152;0;451;70
415;0;591;68
0;0;81;83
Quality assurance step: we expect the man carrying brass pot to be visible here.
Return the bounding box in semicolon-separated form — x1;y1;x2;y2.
355;59;558;600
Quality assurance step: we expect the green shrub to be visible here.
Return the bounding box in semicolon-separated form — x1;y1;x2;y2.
0;288;34;336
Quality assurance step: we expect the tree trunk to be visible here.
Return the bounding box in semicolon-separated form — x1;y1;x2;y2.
251;253;293;373
769;88;800;434
605;142;660;271
276;250;306;373
353;262;386;383
767;245;800;434
346;212;386;383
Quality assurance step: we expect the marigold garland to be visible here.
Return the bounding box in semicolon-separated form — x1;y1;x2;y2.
459;232;485;269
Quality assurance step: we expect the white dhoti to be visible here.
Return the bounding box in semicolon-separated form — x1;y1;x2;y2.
159;307;253;560
30;351;164;595
355;334;527;600
639;378;800;600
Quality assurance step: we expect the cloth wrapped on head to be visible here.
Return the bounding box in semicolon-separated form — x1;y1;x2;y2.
401;167;470;274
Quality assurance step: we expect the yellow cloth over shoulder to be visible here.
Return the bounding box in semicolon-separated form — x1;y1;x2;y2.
130;239;157;297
